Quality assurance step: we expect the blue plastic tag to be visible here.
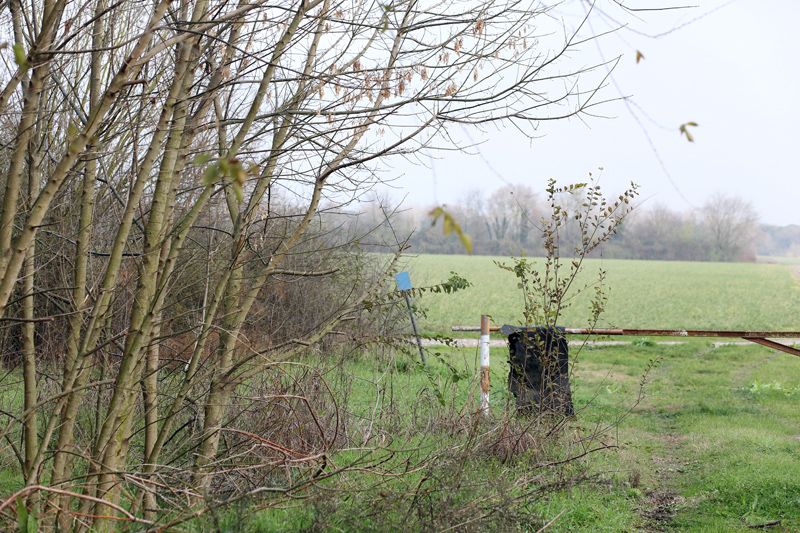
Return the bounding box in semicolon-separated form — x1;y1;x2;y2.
395;271;412;291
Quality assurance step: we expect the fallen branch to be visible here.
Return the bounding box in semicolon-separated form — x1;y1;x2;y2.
0;485;154;524
747;521;781;529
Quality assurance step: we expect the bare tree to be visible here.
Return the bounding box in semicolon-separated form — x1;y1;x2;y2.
485;184;540;250
702;192;759;262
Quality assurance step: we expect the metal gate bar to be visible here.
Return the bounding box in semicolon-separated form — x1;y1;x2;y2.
451;327;800;358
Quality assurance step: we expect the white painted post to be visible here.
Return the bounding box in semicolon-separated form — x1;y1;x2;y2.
480;315;490;414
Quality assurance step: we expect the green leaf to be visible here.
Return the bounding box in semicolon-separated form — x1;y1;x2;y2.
379;5;391;32
193;153;211;166
458;232;473;254
428;207;473;254
232;182;243;203
12;44;28;72
203;162;221;186
679;122;698;143
17;497;28;533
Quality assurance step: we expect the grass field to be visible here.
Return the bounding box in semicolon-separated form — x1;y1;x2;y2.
5;256;800;532
384;254;800;532
561;340;800;531
206;255;800;532
405;255;800;334
172;256;800;531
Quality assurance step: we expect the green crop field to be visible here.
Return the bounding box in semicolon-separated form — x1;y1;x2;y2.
405;255;800;335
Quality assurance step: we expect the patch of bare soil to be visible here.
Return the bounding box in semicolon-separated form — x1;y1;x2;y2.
640;489;684;531
635;439;699;531
654;435;687;446
636;454;686;532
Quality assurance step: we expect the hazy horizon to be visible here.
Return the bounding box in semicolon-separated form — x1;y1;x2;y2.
374;0;800;227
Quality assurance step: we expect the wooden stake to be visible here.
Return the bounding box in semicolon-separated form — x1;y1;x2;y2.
480;315;490;414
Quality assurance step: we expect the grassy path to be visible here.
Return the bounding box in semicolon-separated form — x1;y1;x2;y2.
557;339;800;532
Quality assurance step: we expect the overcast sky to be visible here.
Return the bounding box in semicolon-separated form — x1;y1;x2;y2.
376;0;800;226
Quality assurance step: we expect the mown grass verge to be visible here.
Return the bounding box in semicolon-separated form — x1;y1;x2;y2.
568;340;800;532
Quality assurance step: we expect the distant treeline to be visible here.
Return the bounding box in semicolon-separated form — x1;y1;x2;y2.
340;185;797;262
757;225;800;258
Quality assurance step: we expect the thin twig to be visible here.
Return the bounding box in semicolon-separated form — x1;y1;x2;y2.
535;507;567;533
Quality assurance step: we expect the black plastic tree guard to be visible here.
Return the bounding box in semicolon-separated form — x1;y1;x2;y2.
502;325;574;416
